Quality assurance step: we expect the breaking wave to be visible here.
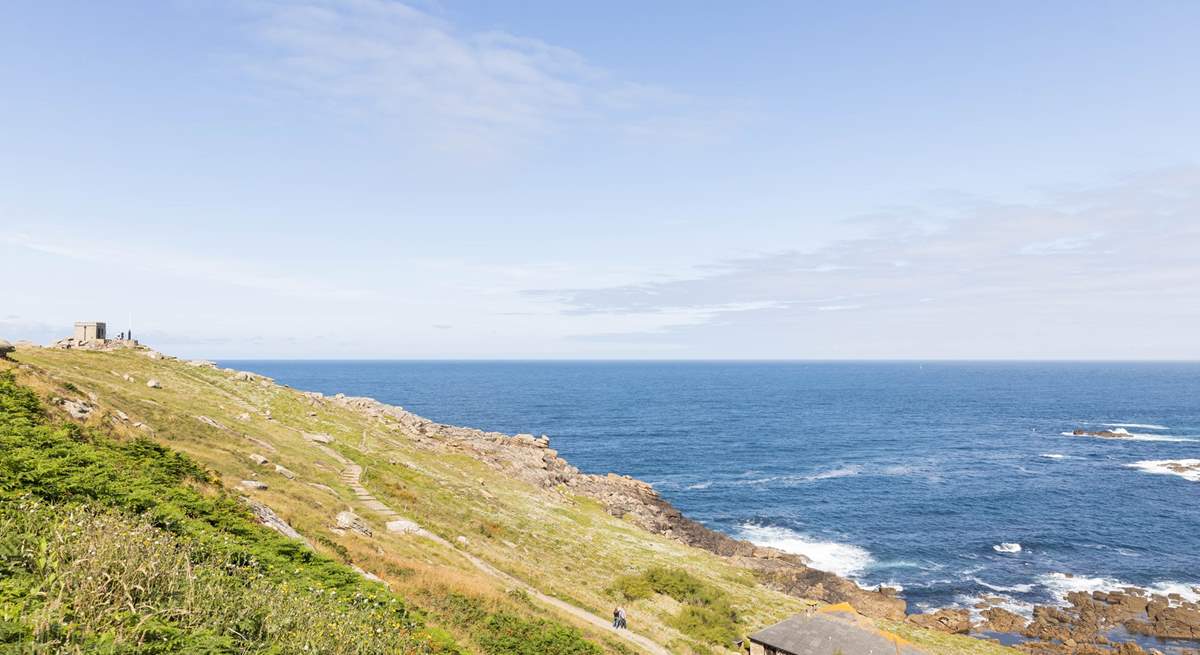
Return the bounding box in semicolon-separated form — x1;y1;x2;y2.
993;542;1022;553
1062;428;1197;442
1039;572;1200;604
737;524;874;578
1102;423;1170;430
972;577;1036;593
1126;459;1200;483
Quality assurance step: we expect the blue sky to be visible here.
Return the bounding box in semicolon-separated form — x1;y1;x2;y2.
2;1;1198;358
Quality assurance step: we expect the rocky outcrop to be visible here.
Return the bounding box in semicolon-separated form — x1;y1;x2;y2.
907;608;971;634
1004;587;1200;654
979;607;1028;633
335;510;372;537
318;391;907;620
0;340;13;360
244;499;306;542
50;338;144;352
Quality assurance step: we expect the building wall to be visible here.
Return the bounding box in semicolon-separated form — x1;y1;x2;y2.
74;322;107;341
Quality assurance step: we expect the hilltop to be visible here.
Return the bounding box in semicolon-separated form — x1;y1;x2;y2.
1;341;1019;655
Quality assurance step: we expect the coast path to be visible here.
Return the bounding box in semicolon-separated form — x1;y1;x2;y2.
321;445;671;655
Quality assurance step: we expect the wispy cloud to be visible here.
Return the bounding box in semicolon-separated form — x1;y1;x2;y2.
2;232;371;300
526;168;1200;356
241;0;723;152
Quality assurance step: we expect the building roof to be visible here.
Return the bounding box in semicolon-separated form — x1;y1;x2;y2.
748;607;926;655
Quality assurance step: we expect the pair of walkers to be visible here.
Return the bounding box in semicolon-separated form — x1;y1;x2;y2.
611;606;627;629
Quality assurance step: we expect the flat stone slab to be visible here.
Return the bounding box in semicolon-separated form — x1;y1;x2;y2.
386;518;425;535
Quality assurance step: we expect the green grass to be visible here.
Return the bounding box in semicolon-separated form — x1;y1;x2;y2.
610;568;741;647
4;347;1028;655
0;370;448;654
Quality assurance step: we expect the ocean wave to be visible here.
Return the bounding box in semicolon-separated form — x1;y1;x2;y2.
952;593;1036;620
1125;459;1200;483
972;577;1035;593
735;464;863;486
1039;573;1200;604
1039;453;1067;459
737;524;873;578
805;464;863;481
1102;423;1170;430
685;481;712;490
992;542;1022;554
1062;428;1197;442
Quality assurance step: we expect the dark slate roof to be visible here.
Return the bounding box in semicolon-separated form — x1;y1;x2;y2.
748;612;924;655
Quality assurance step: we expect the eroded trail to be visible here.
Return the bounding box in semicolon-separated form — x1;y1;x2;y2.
326;447;671;655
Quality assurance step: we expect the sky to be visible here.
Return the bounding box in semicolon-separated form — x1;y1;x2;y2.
2;0;1198;359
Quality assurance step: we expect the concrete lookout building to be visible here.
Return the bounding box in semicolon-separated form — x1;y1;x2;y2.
74;321;107;341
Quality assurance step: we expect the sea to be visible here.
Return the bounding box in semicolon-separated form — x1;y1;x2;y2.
222;360;1200;618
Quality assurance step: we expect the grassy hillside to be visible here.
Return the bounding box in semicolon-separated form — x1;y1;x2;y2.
2;346;1021;655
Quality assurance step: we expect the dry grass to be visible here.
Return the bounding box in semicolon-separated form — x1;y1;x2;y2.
6;347;1025;655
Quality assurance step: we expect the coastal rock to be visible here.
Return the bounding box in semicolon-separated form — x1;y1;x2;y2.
146;379;162;389
335;511;372;536
60;398;93;420
274;464;296;479
249;453;269;466
196;415;225;430
304;432;334;444
979;607;1028;633
0;340;13;359
907;608;971;634
385;518;424;535
244;499;305;542
240;480;268;490
1126;599;1200;640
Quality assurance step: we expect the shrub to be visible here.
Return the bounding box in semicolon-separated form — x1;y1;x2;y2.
607;567;741;647
0;371;444;654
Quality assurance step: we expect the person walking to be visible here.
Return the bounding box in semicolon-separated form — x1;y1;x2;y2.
612;607;621;629
617;606;627;630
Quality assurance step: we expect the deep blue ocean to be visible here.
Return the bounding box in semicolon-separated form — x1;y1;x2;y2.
223;361;1200;615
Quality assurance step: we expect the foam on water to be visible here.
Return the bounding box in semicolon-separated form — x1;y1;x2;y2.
738;524;873;578
1039;573;1200;604
993;542;1022;553
1103;423;1170;430
1040;453;1067;459
804;464;862;481
972;577;1035;593
1126;459;1200;483
1062;428;1197;442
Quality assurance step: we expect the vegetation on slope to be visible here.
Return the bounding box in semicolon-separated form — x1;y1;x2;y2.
0;370;444;654
0;370;603;655
610;568;740;648
2;347;1025;655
